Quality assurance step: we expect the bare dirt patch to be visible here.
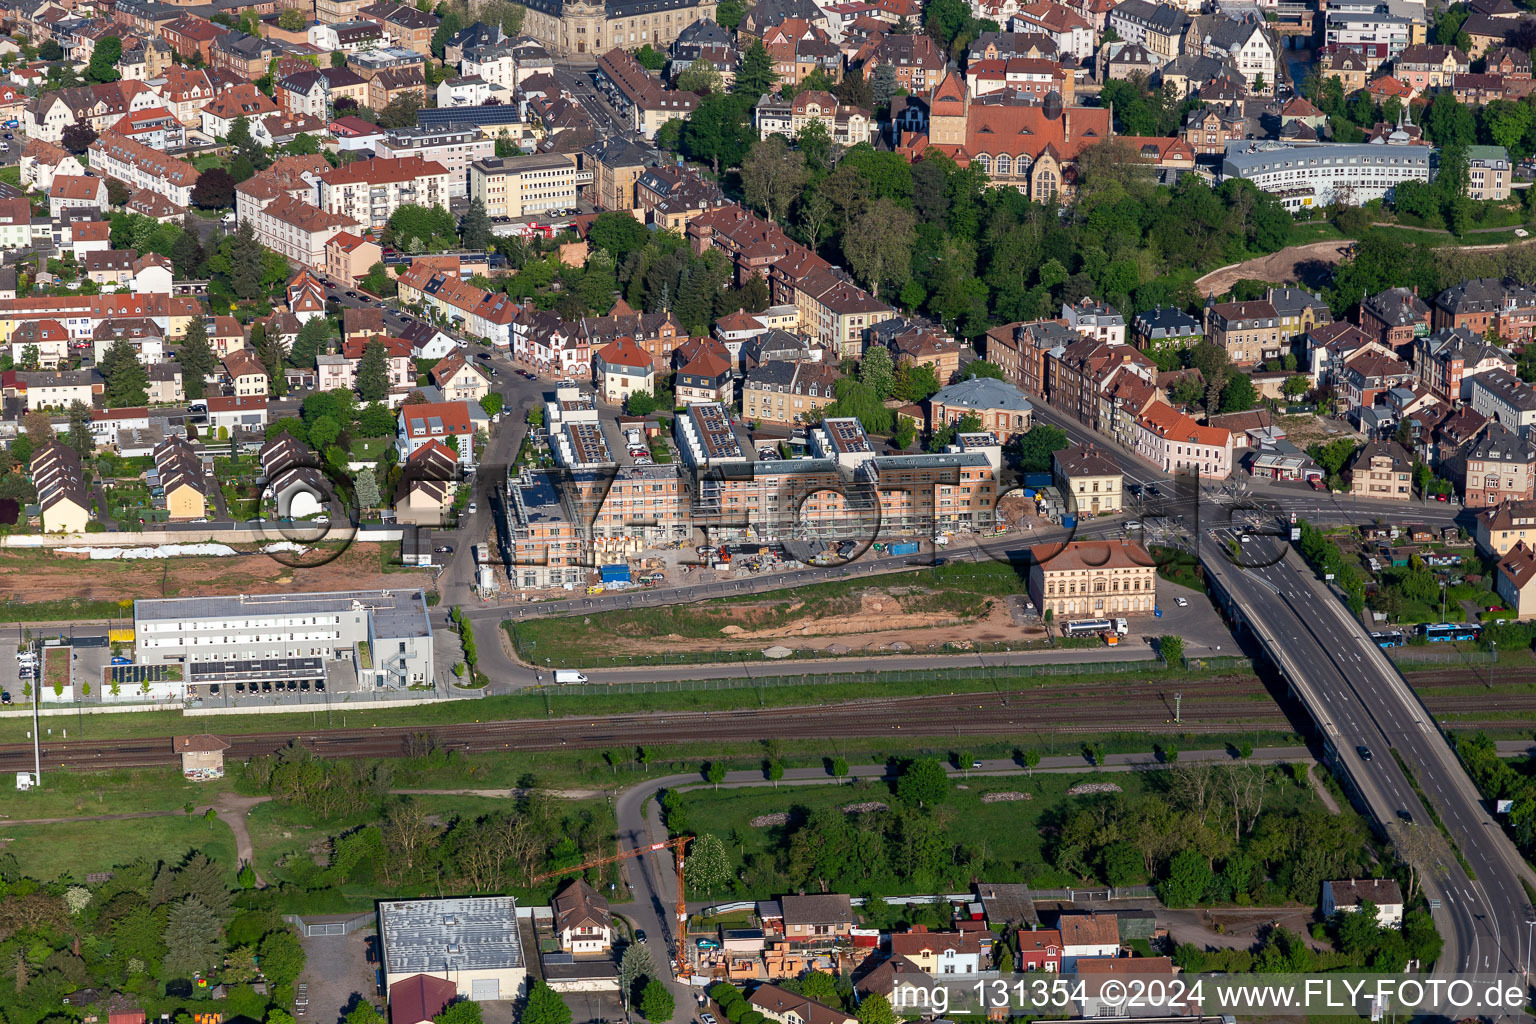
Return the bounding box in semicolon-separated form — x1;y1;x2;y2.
0;543;423;605
640;588;1043;657
1276;414;1362;450
1195;240;1352;298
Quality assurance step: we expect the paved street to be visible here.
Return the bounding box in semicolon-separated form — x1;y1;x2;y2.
1202;534;1536;995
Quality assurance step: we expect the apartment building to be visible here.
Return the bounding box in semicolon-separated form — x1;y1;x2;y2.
741;360;842;426
468;154;582;219
88;130;200;207
1463;422;1536;508
31;441;91;534
134;589;435;691
594;47;698;139
1469;367;1536;439
246;193;361;271
377;127;494;199
1134;403;1234;478
1205;299;1283;367
317;155;450;230
1053;443;1123;515
1347;439;1413;500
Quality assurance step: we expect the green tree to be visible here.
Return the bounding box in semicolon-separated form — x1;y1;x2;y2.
843;198;914;297
290;316;331;368
37;39;61;60
1160;849;1213;907
962;360;1005;380
258;928;306;986
619;941;656;1007
1101;841;1144;886
520;981;573;1024
896;757;949;808
856;993;896;1024
355;466;380;510
65;400;92;456
677;57;723;94
1016;423;1069;472
480;392;504;416
434;1002;482;1024
431;8;463;58
1158;634;1184;665
460;199;492;250
278;7;307;29
356;339;390;401
831;755;849;781
735;39;776;96
639;978;674;1022
634;43;666;69
229;221;264;299
101;337;149;407
161;897;222;978
858;345;896;400
1218;372;1257;413
86;36;122;83
741;136;809;223
705;760;726;789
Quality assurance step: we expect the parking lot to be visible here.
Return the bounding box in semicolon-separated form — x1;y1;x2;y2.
298;928;379;1024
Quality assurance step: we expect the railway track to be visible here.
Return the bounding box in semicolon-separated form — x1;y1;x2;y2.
8;672;1534;775
0;682;1290;771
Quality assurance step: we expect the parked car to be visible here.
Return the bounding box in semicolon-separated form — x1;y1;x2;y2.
0;691;11;705
1174;596;1188;607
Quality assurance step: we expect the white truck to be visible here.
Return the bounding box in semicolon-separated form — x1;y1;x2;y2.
554;670;589;684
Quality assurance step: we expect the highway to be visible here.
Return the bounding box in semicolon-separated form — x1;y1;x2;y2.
1201;532;1536;993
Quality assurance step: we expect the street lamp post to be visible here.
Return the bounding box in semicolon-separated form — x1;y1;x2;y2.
1525;918;1536;975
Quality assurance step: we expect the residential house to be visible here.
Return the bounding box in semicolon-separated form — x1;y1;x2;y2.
592;336;656;407
1061;296;1126;345
1414;326;1515;402
430;352;491;403
1053;443;1122;515
551;878;612;954
1017;928;1063;972
318;156;449;230
1321;879;1405;928
1432;277;1536;343
1348;439;1413;501
153;435;207;520
1469;367;1536;439
887;930;983;976
1358;286;1430;354
779;894;853;944
31;441;90;533
748;985;856;1024
674;345;734;405
1474;499;1536;557
48;175;107;219
1132;306;1202;354
397;400;478;467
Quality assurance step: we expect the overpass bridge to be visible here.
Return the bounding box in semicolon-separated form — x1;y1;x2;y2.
1199;532;1533;985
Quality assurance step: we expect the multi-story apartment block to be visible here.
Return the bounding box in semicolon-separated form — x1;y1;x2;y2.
469;154;582;219
1469;367;1536;439
1414;326;1515;402
317;156;449;230
1054;443;1123;515
377;127;495;200
753;90;875;145
88;130;200;207
1432;277;1536;341
594;47;698;139
1467;145;1513;201
245;194;360;271
1462;422;1536;508
1132;306;1202;353
1221;140;1430;211
741;360;842;426
1204;299;1282;367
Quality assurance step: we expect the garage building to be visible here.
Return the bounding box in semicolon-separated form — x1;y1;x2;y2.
379;896;526;1003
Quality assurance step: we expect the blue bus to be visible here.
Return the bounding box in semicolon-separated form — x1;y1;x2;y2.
1420;622;1481;642
1370;630;1406;648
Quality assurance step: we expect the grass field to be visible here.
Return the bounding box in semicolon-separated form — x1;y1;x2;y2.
1151;546;1206;594
509;561;1029;664
1;809;237;881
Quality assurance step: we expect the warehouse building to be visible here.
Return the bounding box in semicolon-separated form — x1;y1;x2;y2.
379;896;527;1003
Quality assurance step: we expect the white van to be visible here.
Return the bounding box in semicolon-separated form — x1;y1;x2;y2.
554;669;588;684
1114;618;1128;635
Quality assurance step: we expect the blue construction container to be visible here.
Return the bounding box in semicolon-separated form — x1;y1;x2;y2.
599;564;631;584
889;542;920;556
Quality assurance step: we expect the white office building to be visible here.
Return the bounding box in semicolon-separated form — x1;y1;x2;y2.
1220;139;1430;210
133;589;435;691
